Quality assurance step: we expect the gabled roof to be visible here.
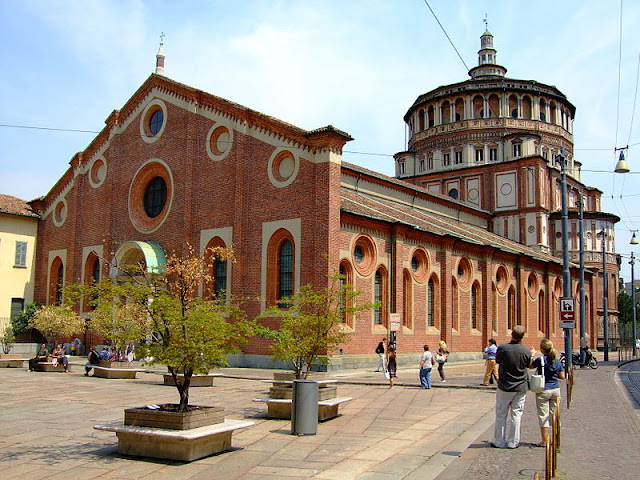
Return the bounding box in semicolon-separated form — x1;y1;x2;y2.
0;194;40;219
340;189;562;265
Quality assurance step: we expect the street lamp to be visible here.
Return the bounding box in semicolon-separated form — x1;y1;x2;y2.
614;147;630;173
599;230;609;361
631;232;638;356
558;148;572;364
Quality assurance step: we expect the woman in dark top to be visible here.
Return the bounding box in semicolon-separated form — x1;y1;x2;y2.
529;338;565;446
386;346;397;388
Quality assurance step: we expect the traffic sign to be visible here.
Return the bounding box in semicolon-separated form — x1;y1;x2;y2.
559;297;576;328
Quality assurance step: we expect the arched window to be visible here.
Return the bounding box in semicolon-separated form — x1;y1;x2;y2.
84;252;101;311
427;277;435;327
49;257;64;306
403;269;412;328
509;94;519;118
452;278;459;331
204;237;229;301
522;96;532;119
471;282;480;330
418;109;425;131
488;94;500;118
442;101;451;124
278;240;293;304
454;98;464;121
538;291;545;333
266;229;295;308
507;286;516;330
473;95;484;119
374;267;388;326
339;260;354;327
427;106;435;128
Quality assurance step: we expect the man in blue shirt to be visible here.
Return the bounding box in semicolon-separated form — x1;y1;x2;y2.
492;326;533;449
482;338;499;386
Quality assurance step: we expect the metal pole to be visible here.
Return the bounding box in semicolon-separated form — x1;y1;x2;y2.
579;198;586;364
601;230;609;361
560;150;572;363
631;253;637;356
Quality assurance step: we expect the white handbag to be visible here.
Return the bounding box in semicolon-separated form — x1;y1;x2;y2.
529;357;545;393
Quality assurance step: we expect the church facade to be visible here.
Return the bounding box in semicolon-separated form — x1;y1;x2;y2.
29;31;618;367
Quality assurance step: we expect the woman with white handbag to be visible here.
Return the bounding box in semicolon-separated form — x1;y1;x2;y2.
529;338;565;447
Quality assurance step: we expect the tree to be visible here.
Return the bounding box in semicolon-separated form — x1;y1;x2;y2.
67;245;254;412
11;302;39;336
28;305;86;346
1;326;15;354
256;274;372;379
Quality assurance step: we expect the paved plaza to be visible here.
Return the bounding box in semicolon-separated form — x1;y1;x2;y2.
0;356;638;479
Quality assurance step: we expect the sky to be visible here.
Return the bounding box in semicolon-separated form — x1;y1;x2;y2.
2;0;640;281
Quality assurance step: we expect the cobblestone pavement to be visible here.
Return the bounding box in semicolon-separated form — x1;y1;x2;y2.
0;356;638;479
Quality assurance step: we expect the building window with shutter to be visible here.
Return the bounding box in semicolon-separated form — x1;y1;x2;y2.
14;241;27;268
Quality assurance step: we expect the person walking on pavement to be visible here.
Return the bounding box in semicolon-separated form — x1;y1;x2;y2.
375;338;387;372
386;346;397;388
529;338;565;446
492;325;533;449
419;344;435;389
482;338;499;385
436;340;449;382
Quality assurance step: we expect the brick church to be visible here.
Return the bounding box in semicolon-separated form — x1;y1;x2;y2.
29;30;619;367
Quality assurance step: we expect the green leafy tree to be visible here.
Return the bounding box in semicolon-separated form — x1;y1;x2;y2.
1;326;15;354
11;302;39;335
67;245;254;412
256;274;373;379
28;305;86;346
619;290;633;325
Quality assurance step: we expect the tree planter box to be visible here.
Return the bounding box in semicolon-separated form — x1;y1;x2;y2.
269;385;337;400
0;358;27;367
93;366;142;379
94;419;254;462
162;373;222;387
99;360;133;368
124;405;225;430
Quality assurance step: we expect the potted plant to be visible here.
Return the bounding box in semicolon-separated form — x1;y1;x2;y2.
1;326;15;355
69;244;254;429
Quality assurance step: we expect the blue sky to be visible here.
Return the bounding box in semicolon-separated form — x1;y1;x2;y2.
2;0;640;279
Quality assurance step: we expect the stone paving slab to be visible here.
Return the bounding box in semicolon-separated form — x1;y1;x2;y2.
1;356;638;479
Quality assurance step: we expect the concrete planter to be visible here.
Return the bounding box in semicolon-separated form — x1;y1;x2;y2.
99;360;133;368
124;405;225;430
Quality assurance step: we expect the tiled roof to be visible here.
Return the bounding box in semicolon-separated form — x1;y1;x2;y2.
341;189;561;265
0;194;40;218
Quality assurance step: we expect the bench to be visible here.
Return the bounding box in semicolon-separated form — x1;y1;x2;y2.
92;366;144;379
94;418;254;461
33;362;66;372
0;358;27;368
252;396;353;421
162;373;223;387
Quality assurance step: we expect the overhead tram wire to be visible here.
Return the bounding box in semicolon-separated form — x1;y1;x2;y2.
422;0;469;72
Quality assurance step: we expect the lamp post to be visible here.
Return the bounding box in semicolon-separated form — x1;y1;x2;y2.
600;230;609;361
579;198;586;364
631;249;637;357
559;148;572;364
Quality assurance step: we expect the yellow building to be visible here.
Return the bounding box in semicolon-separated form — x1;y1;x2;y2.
0;194;39;334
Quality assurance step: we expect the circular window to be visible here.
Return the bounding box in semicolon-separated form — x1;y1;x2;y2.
448;188;459;199
53;199;67;227
140;100;167;144
144;177;167;218
495;265;508;294
352;235;376;276
206;122;234;161
268;149;299;188
128;159;173;233
527;272;539;299
149;110;164;135
457;257;473;288
89;156;107;188
410;248;430;283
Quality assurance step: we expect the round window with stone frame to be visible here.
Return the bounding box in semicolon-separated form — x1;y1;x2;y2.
410;248;430;283
206;122;234;162
128;159;173;233
140;100;167;144
89;156;107;188
457;257;473;288
53;199;67;227
352;235;376;276
268;148;299;188
495;265;509;294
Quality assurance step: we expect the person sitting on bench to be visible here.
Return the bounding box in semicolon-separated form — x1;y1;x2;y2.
28;344;49;371
51;344;69;372
84;346;100;376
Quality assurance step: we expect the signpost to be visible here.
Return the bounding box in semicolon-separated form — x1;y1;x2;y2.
559;297;576;329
